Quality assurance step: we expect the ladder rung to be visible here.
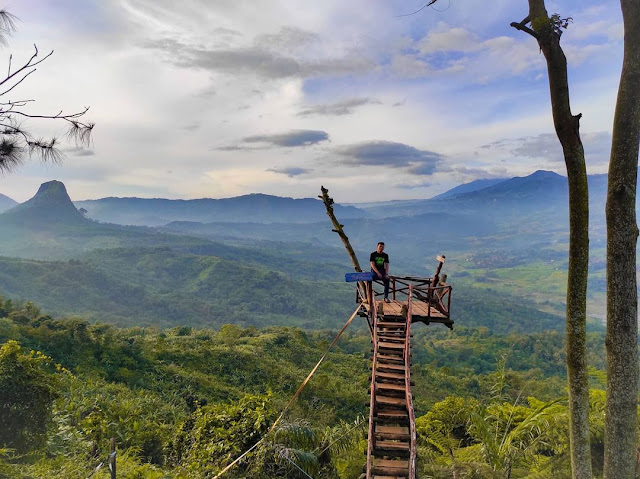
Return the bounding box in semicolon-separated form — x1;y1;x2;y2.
375;440;410;451
376;395;406;407
376;382;405;392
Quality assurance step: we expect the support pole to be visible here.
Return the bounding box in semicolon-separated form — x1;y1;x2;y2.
109;438;116;479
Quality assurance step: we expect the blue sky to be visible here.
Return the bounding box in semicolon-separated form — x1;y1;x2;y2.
0;0;625;202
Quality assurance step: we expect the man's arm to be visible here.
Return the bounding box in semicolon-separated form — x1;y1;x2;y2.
370;260;381;275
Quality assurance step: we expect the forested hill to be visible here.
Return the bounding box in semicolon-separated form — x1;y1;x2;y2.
0;251;564;332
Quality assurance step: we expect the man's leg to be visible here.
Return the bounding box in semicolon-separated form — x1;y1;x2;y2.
371;269;385;298
383;275;390;300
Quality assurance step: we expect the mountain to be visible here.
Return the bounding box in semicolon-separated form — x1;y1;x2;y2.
2;180;86;225
0;181;217;260
74;193;367;226
361;170;570;220
432;178;508;199
467;170;566;199
0;193;17;212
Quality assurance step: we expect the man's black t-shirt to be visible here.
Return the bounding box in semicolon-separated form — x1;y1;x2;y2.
370;251;389;275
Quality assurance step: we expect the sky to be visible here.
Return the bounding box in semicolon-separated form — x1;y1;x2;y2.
0;0;625;203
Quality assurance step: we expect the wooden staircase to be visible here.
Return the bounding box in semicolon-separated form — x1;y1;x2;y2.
364;287;417;479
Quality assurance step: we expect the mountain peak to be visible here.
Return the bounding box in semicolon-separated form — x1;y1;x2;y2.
34;180;73;201
1;180;86;225
528;170;563;179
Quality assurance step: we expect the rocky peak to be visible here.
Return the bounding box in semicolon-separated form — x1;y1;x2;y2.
1;180;86;224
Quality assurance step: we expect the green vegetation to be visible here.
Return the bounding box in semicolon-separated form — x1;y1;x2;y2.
0;243;570;333
0;249;354;328
0;297;610;478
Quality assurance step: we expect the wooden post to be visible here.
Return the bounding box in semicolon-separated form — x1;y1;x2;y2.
109;438;116;479
433;255;445;287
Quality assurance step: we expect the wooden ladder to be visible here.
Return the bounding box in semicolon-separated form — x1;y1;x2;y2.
364;286;417;479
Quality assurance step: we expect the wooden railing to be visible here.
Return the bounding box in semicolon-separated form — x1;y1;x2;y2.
360;274;453;319
366;281;378;479
405;286;417;479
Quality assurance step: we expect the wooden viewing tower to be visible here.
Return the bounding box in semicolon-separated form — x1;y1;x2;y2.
348;259;453;479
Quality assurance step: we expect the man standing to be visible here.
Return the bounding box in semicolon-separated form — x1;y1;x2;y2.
370;241;390;303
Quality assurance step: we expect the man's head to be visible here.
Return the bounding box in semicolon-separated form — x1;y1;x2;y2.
377;242;385;253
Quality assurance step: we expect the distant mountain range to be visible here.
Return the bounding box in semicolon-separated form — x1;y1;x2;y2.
73;193;366;226
0;170;618;229
0;171;619;263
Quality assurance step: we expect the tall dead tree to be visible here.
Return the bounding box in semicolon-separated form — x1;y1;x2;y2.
604;1;640;477
319;186;362;272
509;3;592;478
319;186;368;301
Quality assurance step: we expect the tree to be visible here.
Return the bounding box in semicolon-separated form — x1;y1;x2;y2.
0;340;60;452
0;10;93;173
603;1;640;477
416;394;567;479
508;4;592;478
420;5;592;474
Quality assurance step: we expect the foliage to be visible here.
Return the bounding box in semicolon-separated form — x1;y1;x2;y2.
0;340;62;452
0;248;355;329
167;393;275;477
0;297;614;477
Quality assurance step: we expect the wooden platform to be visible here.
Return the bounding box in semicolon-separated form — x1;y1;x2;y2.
358;299;453;328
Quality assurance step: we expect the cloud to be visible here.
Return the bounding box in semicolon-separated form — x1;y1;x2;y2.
396;181;432;190
242;129;330;147
335;140;444;175
142;28;375;80
255;27;319;53
267;166;312;177
419;25;478;54
480;132;612;166
62;147;96;157
181;122;201;131
444;166;510;182
298;97;381;116
391;54;432;78
391;23;545;80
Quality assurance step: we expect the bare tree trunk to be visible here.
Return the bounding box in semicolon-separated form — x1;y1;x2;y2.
319;186;362;272
604;1;640;477
511;2;591;477
319;186;368;301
